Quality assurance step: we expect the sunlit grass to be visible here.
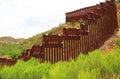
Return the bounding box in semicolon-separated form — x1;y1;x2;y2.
0;49;120;79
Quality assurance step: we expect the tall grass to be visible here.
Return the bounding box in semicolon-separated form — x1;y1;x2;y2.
0;49;120;79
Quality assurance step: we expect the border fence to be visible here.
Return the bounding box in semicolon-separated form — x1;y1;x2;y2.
0;0;118;66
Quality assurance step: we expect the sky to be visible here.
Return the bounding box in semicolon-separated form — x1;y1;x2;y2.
0;0;105;39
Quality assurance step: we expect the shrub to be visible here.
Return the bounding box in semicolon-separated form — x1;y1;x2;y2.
115;37;120;47
0;49;120;79
0;43;25;59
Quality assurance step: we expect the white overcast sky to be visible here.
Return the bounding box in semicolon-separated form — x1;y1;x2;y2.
0;0;105;38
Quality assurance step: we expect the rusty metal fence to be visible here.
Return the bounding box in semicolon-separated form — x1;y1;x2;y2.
0;0;118;66
39;1;118;63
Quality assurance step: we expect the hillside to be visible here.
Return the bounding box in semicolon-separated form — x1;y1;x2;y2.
0;37;25;58
0;36;24;44
1;3;120;49
0;3;120;59
20;22;81;48
19;3;120;49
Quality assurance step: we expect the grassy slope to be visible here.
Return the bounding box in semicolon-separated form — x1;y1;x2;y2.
20;22;81;49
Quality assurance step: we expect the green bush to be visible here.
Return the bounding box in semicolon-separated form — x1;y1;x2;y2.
115;37;120;47
0;49;120;79
0;43;26;59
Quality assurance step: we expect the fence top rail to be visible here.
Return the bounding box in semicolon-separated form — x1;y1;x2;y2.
65;2;106;17
66;0;114;15
63;28;81;36
43;34;63;44
0;58;7;61
30;45;41;55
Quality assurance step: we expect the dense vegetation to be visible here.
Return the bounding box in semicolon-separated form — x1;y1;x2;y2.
0;43;27;59
0;48;120;79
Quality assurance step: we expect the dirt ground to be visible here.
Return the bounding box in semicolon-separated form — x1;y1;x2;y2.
99;28;120;51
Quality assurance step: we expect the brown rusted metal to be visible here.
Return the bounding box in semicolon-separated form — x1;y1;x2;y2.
63;28;81;36
0;0;118;66
30;45;41;58
80;23;89;35
0;58;17;67
43;35;63;44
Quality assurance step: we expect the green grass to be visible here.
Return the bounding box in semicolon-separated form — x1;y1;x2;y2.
0;43;27;59
0;49;120;79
